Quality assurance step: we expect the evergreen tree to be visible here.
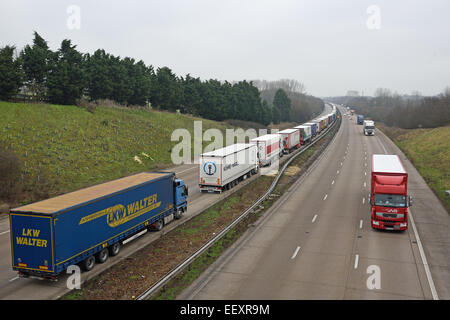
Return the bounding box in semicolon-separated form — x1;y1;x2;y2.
260;100;272;126
46;39;85;105
272;105;281;124
84;49;114;101
150;67;183;111
20;31;51;101
0;46;23;101
273;89;291;122
181;74;203;115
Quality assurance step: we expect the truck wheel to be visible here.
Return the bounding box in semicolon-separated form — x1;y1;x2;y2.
109;242;121;256
81;256;95;272
174;208;183;219
154;219;164;231
96;248;109;263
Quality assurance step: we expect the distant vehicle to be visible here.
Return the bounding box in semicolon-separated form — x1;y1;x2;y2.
350;109;355;116
303;122;318;137
294;125;312;145
250;134;282;167
199;143;258;193
369;155;411;231
10;172;188;279
357;115;364;125
279;128;301;154
363;120;375;135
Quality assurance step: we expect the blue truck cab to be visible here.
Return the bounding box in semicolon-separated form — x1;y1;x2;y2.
9;172;188;279
357;114;364;125
174;178;188;215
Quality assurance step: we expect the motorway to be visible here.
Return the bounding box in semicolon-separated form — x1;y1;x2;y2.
0;105;335;299
180;106;449;300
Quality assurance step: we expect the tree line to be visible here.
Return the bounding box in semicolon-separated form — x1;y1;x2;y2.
0;32;327;126
330;88;450;129
253;79;324;124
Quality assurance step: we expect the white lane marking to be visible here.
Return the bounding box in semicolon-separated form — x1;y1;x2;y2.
176;166;197;175
362;197;365;204
354;254;359;269
364;182;366;188
312;214;318;223
323;194;328;201
332;180;335;185
291;246;301;260
0;230;10;236
378;137;388;154
337;170;340;174
9;276;19;282
409;208;439;300
359;219;363;229
365;172;367;176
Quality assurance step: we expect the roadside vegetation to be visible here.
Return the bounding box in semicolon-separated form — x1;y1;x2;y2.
378;124;450;213
0;101;236;207
331;87;450;129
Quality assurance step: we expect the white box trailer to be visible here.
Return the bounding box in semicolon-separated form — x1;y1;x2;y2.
250;134;281;167
279;128;300;154
312;119;324;133
199;143;258;193
303;122;318;136
294;125;312;144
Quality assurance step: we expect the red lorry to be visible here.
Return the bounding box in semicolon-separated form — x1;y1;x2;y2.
370;154;412;231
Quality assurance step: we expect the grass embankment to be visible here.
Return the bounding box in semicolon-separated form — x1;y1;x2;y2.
0;102;235;207
378;124;450;213
61;118;338;300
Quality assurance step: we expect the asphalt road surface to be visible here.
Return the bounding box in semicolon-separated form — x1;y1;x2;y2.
180;106;449;300
0;105;334;299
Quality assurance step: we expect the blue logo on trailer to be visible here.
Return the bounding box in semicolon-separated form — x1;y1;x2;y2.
203;162;216;176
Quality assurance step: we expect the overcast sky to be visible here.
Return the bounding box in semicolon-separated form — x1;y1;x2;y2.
1;0;449;97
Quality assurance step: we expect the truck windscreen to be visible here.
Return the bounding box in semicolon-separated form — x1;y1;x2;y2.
374;194;406;208
365;126;375;130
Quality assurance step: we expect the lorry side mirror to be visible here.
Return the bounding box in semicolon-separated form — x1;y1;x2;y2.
408;195;413;207
368;194;371;203
185;186;189;196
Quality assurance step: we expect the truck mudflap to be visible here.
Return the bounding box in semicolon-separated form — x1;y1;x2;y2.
10;213;55;275
371;219;408;231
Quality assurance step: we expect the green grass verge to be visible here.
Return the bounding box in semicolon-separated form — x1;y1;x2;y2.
0;101;235;205
379;124;450;213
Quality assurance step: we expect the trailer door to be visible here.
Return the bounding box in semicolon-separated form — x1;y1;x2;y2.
10;213;54;273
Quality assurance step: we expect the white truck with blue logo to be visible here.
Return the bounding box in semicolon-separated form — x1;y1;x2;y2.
199;143;258;193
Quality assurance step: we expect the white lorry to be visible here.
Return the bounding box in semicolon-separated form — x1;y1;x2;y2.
199;143;258;193
363;120;375;136
279;128;301;154
250;134;282;167
294;125;312;144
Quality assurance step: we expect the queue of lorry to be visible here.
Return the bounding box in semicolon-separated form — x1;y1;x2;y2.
198;105;337;193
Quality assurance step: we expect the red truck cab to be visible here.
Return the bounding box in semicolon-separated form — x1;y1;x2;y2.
370;154;412;231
